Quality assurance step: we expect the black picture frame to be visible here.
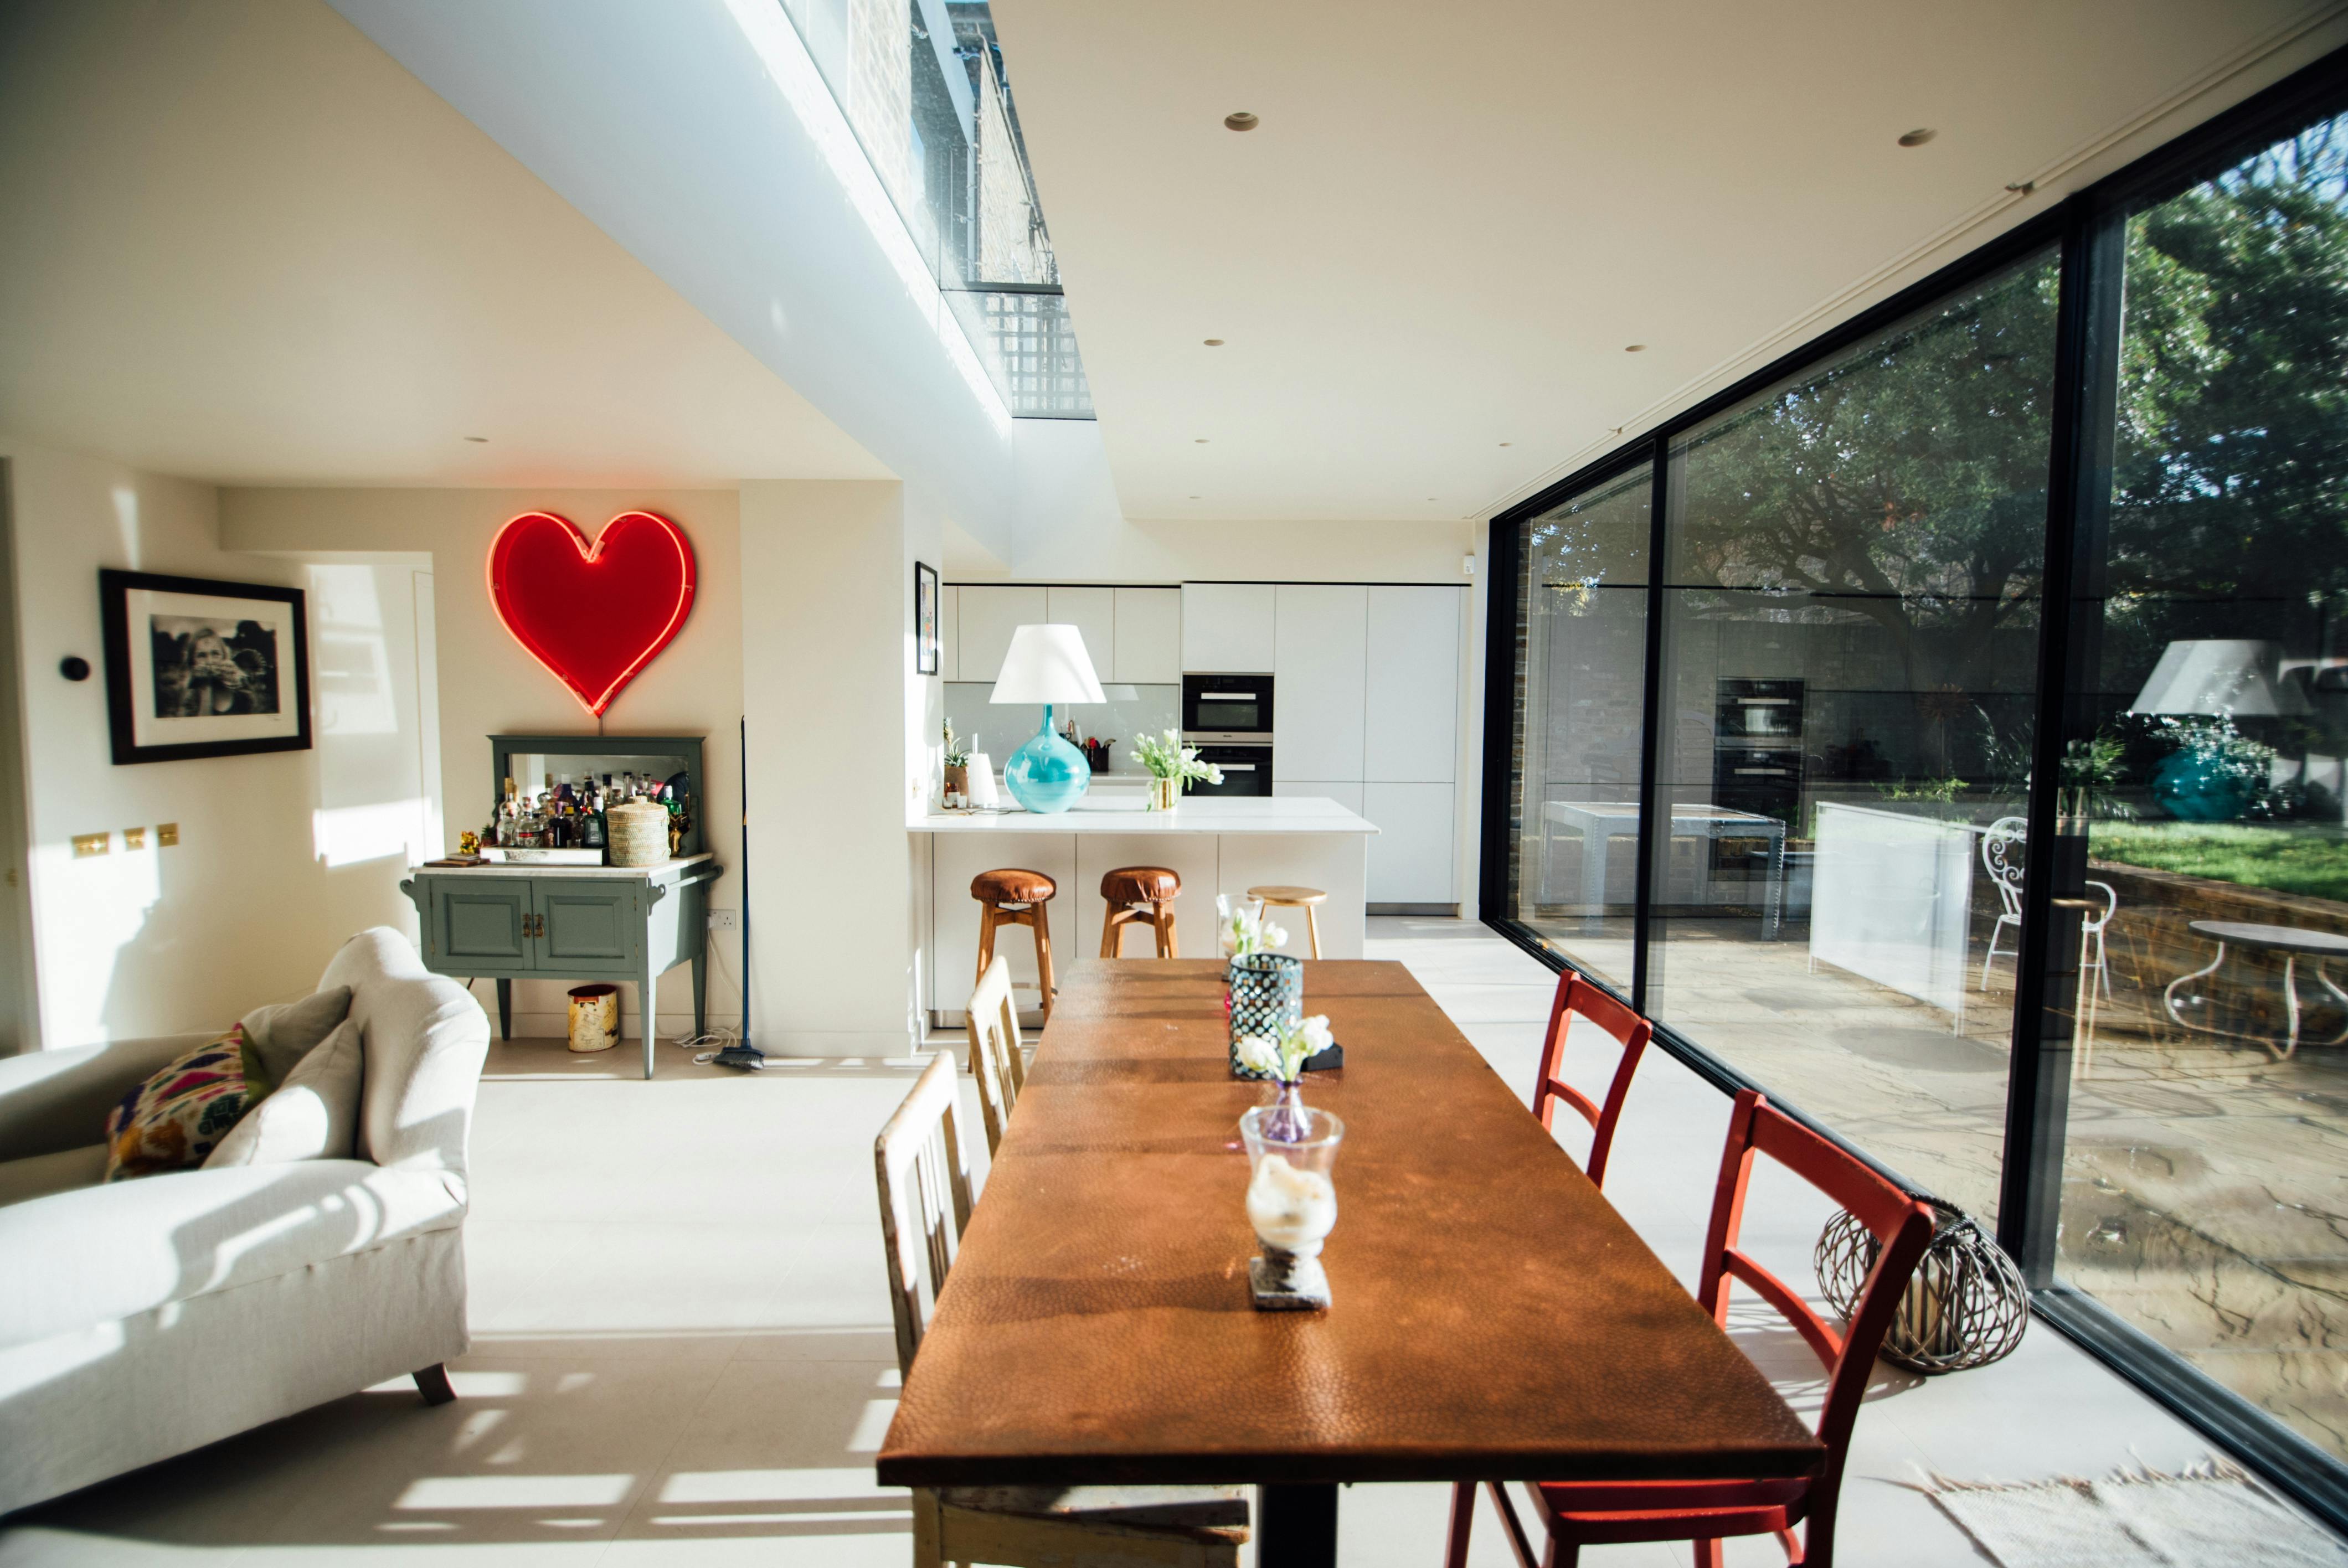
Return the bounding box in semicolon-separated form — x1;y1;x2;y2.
100;568;313;765
914;560;940;675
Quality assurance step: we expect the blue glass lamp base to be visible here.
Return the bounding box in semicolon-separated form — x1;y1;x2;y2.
1005;705;1091;814
2152;749;2249;822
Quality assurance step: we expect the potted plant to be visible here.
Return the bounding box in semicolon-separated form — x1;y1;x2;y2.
943;721;974;806
1132;728;1223;811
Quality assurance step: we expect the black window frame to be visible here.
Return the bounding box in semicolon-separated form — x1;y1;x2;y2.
1479;43;2348;1531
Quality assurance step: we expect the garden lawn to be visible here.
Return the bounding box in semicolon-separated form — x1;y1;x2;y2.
2090;822;2348;905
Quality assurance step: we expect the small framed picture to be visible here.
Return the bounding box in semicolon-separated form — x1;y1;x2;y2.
914;561;941;676
100;569;312;765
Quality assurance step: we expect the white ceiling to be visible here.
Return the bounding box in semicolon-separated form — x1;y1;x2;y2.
993;0;2348;522
0;0;890;489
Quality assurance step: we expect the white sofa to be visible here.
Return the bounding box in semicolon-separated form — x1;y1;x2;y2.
0;927;491;1515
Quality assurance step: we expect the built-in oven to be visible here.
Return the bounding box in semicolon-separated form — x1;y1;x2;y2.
1182;674;1274;737
1182;739;1273;797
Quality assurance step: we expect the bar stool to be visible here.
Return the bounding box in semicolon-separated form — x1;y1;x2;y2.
1248;885;1327;960
972;868;1058;1020
1100;866;1181;958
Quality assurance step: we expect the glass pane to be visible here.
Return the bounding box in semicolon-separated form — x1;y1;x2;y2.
1649;251;2062;1223
1510;465;1650;989
2059;112;2348;1457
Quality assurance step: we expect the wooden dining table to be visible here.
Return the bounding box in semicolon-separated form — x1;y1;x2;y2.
877;959;1822;1566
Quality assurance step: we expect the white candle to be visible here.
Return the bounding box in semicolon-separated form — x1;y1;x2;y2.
1247;1153;1337;1254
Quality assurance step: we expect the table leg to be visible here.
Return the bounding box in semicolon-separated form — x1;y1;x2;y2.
1257;1484;1337;1568
2315;961;2348;1048
2283;953;2303;1062
495;978;511;1041
642;957;660;1081
2165;941;2228;1035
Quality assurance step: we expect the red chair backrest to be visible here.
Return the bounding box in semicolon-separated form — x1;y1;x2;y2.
1532;971;1653;1189
1698;1089;1937;1491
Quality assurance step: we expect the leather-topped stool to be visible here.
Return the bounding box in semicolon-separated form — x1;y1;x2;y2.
1248;884;1327;960
972;868;1058;1020
1100;865;1181;958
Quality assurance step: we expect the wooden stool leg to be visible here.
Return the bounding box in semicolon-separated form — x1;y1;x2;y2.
1100;906;1120;959
1305;903;1322;961
1155;900;1177;959
976;903;1000;986
1032;901;1056;1019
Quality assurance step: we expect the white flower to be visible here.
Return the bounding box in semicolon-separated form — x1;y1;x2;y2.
1265;920;1289;950
1203;763;1226;785
1298;1014;1333;1056
1234;1035;1283;1079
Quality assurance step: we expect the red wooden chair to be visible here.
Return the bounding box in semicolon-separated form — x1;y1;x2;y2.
1446;1089;1937;1568
1531;972;1653;1190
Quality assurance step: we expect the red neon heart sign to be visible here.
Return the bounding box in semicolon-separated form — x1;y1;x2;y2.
487;510;697;716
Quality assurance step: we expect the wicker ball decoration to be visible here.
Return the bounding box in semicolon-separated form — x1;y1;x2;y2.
1813;1198;2027;1375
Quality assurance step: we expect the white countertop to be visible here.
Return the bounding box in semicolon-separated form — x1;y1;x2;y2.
411;852;718;879
911;796;1377;835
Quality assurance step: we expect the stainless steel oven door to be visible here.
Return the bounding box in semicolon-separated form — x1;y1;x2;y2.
1185;742;1272;797
1182;674;1274;736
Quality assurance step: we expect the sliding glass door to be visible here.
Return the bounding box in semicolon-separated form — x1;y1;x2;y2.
1481;53;2348;1518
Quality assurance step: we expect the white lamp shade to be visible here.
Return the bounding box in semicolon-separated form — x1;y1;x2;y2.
2128;638;2311;717
990;624;1106;704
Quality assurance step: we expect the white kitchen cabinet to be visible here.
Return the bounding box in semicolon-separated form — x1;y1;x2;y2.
938;586;959;680
1045;586;1117;683
1181;582;1276;673
1113;587;1182;685
957;584;1048;686
1364;782;1455;904
1273;584;1367;780
1274;778;1365;816
1364;585;1462;782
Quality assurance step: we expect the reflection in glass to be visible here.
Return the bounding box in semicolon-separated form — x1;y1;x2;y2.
1648;251;2062;1224
2060;112;2348;1458
1511;466;1650;989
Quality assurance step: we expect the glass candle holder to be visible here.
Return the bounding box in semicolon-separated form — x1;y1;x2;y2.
1239;1103;1345;1310
1227;952;1302;1077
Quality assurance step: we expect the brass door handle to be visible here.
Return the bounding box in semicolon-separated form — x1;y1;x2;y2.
524;913;543;938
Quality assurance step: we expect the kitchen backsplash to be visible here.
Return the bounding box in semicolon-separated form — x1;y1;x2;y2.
944;682;1180;775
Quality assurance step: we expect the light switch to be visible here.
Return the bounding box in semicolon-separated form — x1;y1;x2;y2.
72;833;108;858
157;823;179;847
123;827;146;850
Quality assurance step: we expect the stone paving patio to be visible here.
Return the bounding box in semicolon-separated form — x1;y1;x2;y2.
1521;895;2348;1460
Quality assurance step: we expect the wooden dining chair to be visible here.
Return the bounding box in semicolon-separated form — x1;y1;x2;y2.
875;1052;1251;1568
1531;972;1653;1190
1444;1089;1936;1568
965;955;1027;1156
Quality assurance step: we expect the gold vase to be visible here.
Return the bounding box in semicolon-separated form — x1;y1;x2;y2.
1148;776;1178;812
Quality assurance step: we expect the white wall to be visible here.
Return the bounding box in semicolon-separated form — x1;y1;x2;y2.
740;479;918;1055
220;486;746;1041
0;437;425;1047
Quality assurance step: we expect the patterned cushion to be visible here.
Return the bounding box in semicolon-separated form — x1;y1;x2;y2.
102;1030;267;1181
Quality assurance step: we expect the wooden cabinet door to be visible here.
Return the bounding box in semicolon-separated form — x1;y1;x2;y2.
1181;583;1276;672
1273;584;1367;780
1365;782;1456;904
1112;587;1181;684
429;881;532;967
1045;586;1116;683
1364;585;1463;782
535;880;641;972
957;585;1048;685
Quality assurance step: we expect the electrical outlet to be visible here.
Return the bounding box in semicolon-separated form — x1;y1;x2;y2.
707;907;738;932
157;822;179;847
72;833;108;858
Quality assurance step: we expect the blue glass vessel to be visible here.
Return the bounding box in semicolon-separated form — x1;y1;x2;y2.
1005;704;1091;813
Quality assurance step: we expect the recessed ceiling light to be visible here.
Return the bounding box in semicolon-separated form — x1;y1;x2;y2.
463;435;488;443
1224;112;1259;132
1624;344;1647;353
1203;338;1224;346
1499;441;1512;447
1189;494;1201;499
1195;438;1209;443
1425;497;1438;502
1898;127;1937;147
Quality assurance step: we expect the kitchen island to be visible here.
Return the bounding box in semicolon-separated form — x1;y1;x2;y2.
911;795;1377;1023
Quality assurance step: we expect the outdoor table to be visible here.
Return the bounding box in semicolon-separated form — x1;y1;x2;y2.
1539;801;1787;937
876;958;1822;1566
2166;919;2348;1060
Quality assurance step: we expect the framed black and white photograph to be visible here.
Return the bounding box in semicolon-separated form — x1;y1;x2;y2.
914;560;940;675
100;569;311;765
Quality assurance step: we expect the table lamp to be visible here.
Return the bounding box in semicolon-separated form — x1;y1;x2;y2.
2128;639;2309;821
991;624;1105;813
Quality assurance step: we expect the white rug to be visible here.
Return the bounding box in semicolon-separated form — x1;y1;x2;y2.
1925;1466;2348;1568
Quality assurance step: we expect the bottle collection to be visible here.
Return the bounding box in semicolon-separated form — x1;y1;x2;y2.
486;771;692;862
